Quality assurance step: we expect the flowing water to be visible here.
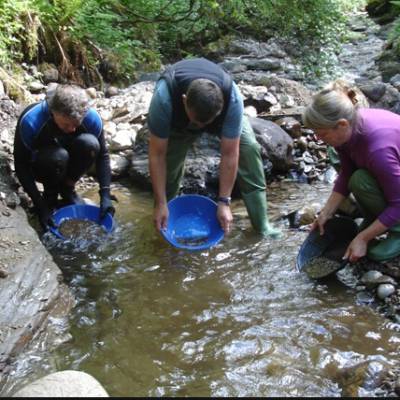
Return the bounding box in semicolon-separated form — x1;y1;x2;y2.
1;12;398;397
3;180;400;397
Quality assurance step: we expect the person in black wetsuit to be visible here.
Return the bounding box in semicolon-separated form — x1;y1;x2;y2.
13;84;116;231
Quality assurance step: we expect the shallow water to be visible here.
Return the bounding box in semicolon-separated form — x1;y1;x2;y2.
3;180;400;397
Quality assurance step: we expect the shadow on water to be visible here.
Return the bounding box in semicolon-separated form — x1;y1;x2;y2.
3;181;400;397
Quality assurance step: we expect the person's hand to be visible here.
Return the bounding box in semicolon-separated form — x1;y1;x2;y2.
311;209;332;235
99;189;118;219
37;204;57;232
217;203;233;234
343;233;368;263
154;203;168;231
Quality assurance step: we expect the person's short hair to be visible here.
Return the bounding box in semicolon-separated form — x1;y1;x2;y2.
46;84;90;122
302;79;359;129
186;79;224;123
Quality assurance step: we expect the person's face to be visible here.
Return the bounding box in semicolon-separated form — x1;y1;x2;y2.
313;119;351;147
53;112;80;134
182;95;216;129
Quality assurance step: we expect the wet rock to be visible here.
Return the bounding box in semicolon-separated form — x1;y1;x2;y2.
336;360;389;397
359;82;386;102
389;73;400;90
298;203;320;226
296;136;308;152
28;81;45;94
361;270;383;288
357;290;375;304
219;60;248;73
85;87;97;99
242;57;283;71
377;283;396;300
249;117;294;173
105;86;119;98
244;105;258;118
238;38;286;58
275;116;301;139
11;370;109;397
109;129;136;151
395;376;400;396
38;63;59;84
238;84;278;113
110;154;130;178
5;192;20;209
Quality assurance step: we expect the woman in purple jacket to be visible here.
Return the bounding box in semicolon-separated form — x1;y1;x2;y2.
303;81;400;262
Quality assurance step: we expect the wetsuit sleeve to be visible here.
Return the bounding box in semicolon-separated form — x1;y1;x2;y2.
95;127;112;191
13;124;44;209
82;109;112;191
220;82;243;139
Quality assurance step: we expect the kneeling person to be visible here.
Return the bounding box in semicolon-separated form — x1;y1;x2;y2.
14;84;115;231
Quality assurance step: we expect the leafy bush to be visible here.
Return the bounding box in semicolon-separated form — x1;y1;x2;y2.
0;0;368;85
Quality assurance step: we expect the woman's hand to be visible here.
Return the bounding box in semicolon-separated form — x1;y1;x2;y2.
344;233;368;262
311;209;332;235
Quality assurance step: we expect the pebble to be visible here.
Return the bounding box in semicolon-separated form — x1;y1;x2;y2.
377;284;396;300
395;377;400;396
361;270;383;288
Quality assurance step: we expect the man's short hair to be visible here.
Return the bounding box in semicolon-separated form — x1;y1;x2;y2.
186;79;224;123
47;84;90;122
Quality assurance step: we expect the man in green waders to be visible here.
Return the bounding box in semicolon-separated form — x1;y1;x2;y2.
147;57;280;237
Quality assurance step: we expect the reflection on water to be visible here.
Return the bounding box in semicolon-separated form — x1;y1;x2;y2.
3;181;400;397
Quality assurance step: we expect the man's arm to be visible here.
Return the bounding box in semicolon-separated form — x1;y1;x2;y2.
219;136;240;197
95;128;115;218
218;136;240;233
95;129;112;190
149;132;169;230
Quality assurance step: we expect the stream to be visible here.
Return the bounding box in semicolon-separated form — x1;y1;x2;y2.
2;9;399;398
3;180;400;397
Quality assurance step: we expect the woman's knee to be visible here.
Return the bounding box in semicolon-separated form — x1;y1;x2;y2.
349;169;377;193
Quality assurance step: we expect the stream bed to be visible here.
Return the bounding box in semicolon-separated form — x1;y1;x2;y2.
3;180;400;397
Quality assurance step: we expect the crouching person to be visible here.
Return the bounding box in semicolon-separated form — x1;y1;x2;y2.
13;84;115;231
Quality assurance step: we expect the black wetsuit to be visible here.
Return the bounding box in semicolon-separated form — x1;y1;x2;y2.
13;100;111;209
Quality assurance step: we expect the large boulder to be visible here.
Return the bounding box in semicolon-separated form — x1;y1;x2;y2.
249;117;294;173
12;370;108;397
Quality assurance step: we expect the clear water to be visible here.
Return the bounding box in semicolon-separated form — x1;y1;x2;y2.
3;181;400;397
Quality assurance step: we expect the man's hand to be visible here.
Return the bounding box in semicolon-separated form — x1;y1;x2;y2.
217;203;233;234
154;202;168;231
99;188;117;219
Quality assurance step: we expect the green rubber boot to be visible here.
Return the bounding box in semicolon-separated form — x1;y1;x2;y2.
241;190;282;238
367;222;400;262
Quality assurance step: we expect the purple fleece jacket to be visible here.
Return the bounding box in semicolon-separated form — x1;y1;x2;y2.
334;108;400;228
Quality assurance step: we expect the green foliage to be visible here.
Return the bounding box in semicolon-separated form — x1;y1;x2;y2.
0;0;37;65
0;0;369;84
384;1;400;58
